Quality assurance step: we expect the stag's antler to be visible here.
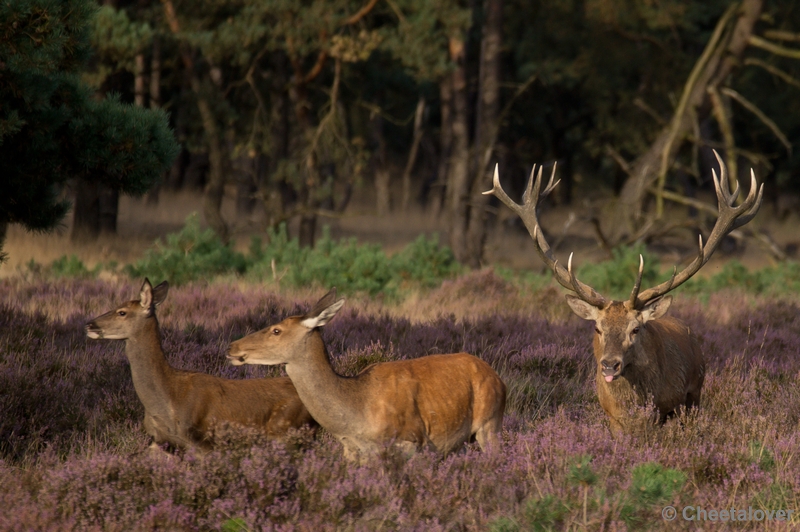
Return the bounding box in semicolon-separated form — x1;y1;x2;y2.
483;164;606;307
632;150;763;306
486;150;763;309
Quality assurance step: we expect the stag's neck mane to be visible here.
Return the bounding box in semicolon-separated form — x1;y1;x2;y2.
623;318;678;394
124;315;176;415
284;331;363;436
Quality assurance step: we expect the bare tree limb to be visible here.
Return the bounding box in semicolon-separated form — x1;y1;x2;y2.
764;29;800;42
707;85;738;190
749;34;800;59
654;3;739;215
344;0;380;25
744;57;800;90
721;86;792;154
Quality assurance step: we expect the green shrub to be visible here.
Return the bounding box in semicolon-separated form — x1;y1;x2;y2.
50;255;95;278
679;260;800;297
620;462;686;527
124;214;248;285
389;234;464;288
575;243;661;300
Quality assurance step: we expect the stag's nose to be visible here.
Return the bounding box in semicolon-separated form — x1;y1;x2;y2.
600;359;622;382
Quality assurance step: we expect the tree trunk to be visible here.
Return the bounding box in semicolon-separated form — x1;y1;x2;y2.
199;93;229;243
447;36;471;263
134;53;146;107
71;179;101;243
371;113;391;216
146;38;162;205
430;77;453;219
613;0;764;243
0;220;9;263
401;97;426;212
465;0;503;268
298;214;316;248
161;0;229;243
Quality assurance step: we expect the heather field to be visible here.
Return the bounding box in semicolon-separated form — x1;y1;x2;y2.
1;272;800;531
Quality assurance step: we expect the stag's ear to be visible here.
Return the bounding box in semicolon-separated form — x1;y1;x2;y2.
301;297;345;329
639;295;672;323
152;281;169;307
565;295;600;321
140;278;154;309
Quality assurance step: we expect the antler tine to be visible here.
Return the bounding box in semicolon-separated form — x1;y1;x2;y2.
628;254;644;308
485;162;605;305
568;253;606;307
637;149;764;307
521;164;539;206
730;169;764;230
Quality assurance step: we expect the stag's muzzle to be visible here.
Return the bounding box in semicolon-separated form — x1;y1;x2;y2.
600;359;622;382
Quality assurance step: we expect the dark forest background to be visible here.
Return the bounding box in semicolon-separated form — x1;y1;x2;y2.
4;0;800;267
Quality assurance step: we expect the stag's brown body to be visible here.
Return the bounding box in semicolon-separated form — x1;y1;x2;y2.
86;280;315;452
485;150;761;433
590;304;705;432
228;290;506;460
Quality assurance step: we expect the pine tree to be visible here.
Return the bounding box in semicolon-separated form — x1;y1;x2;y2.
0;0;179;255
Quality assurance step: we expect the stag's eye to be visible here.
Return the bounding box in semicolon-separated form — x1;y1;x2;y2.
272;328;281;335
631;326;640;335
117;311;127;317
595;327;602;335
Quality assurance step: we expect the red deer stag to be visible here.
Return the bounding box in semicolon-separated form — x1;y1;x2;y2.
86;279;315;452
227;289;506;460
484;151;763;432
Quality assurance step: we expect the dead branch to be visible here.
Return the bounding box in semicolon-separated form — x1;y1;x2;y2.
744;57;800;90
749;35;800;59
721;86;792;154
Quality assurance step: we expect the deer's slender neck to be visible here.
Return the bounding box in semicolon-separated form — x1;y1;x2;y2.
284;331;362;436
124;317;176;413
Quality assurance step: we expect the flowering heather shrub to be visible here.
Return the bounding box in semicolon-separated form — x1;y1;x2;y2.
1;276;799;529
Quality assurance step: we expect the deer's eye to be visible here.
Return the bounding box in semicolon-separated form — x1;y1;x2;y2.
118;311;127;317
631;326;640;335
595;327;602;335
272;328;281;335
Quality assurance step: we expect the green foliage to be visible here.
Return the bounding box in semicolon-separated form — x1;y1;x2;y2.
627;462;686;506
491;460;687;530
221;517;250;532
125;217;461;295
0;0;177;259
389;234;465;288
125;214;248;286
250;225;461;297
748;440;776;472
50;255;94;279
575;244;661;300
679;260;800;298
567;455;597;486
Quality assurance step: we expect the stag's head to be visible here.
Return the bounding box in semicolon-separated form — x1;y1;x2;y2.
85;279;169;340
484;151;763;381
228;289;345;366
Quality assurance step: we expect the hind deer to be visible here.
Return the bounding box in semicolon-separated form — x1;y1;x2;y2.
227;289;506;460
484;150;763;433
85;279;316;452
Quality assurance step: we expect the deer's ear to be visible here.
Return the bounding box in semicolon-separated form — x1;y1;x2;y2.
140;279;154;309
565;295;600;321
301;298;345;329
640;295;672;323
152;281;169;306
